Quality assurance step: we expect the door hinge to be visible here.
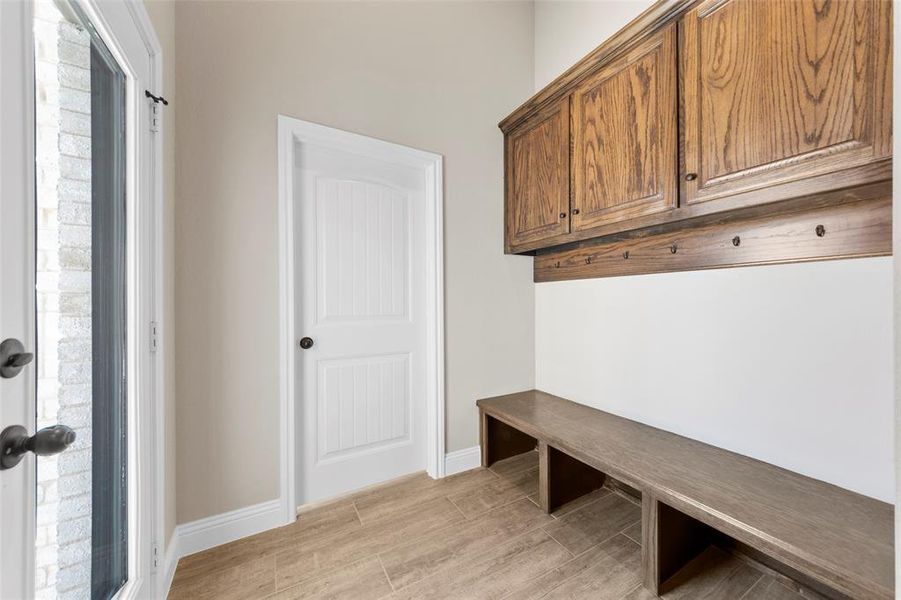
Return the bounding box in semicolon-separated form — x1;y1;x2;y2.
152;542;160;569
150;321;159;353
150;102;161;133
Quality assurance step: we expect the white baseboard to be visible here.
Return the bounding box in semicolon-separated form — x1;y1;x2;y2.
176;498;285;558
444;445;481;476
159;450;480;597
160;498;287;597
159;533;180;597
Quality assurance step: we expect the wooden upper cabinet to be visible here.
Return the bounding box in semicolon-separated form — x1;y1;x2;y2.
681;0;893;207
571;25;678;231
505;98;571;252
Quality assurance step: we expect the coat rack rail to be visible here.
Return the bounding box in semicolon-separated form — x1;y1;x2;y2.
533;196;891;283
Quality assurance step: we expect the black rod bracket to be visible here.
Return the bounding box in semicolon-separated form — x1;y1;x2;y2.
145;90;169;105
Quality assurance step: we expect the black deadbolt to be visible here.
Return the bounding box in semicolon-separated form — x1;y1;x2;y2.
0;338;33;379
299;337;314;350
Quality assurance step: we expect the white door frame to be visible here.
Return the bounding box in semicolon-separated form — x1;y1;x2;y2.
277;115;445;518
0;1;166;597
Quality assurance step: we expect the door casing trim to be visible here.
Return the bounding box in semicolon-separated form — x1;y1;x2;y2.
277;114;446;524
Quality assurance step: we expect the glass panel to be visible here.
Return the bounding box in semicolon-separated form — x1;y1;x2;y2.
33;1;128;598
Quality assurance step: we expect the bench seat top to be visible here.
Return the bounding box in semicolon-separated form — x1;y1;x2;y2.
477;390;893;599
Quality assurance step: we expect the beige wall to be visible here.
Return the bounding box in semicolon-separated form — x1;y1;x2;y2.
173;1;535;522
143;0;177;545
534;0;653;90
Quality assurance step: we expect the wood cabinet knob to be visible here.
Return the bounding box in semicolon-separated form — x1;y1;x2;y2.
559;212;567;219
685;173;698;182
572;208;580;215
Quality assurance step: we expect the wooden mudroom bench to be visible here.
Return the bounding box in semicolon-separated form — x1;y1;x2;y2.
477;390;893;599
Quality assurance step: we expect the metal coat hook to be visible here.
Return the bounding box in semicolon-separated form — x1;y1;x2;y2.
622;251;630;260
732;236;741;247
670;244;678;254
815;224;826;237
585;256;592;265
145;90;169;105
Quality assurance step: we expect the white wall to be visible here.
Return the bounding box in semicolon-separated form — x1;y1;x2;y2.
534;0;654;90
536;260;894;502
173;1;535;523
533;0;894;503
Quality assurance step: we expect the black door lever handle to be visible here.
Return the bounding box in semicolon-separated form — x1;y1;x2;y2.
0;424;77;470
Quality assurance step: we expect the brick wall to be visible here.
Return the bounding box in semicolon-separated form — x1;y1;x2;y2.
34;1;94;597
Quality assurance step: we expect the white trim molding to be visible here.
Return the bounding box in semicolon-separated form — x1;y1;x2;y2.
445;446;482;476
160;499;285;597
277;115;446;513
173;499;285;559
161;533;180;597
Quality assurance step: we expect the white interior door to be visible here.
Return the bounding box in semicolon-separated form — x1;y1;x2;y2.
295;129;436;505
1;1;158;598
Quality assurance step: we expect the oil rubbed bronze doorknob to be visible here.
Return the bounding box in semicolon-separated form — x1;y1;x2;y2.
299;337;314;350
0;424;76;470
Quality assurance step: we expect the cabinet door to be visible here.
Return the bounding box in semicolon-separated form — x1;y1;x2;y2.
682;0;892;206
571;26;678;231
505;99;571;252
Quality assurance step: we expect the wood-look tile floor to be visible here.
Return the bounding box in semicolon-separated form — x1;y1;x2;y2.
168;452;815;600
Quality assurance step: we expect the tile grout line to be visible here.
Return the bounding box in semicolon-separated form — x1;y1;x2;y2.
445;492;472;520
351;500;365;526
456;487;542;521
618;583;645;600
735;572;767;600
377;554;397;593
620;518;642;545
540;525;577;558
548;488;613;520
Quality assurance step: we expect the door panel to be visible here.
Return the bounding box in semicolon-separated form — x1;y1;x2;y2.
317;178;408;322
505;98;570;251
297;138;428;505
572;25;678;230
318;353;410;461
682;0;892;205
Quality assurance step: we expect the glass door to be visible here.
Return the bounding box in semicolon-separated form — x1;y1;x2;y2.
33;1;128;598
2;0;156;597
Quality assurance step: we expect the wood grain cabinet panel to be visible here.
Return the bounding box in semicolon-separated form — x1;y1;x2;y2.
681;0;893;207
571;25;678;230
505;99;571;251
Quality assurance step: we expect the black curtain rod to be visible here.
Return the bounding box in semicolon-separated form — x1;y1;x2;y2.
145;90;169;105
